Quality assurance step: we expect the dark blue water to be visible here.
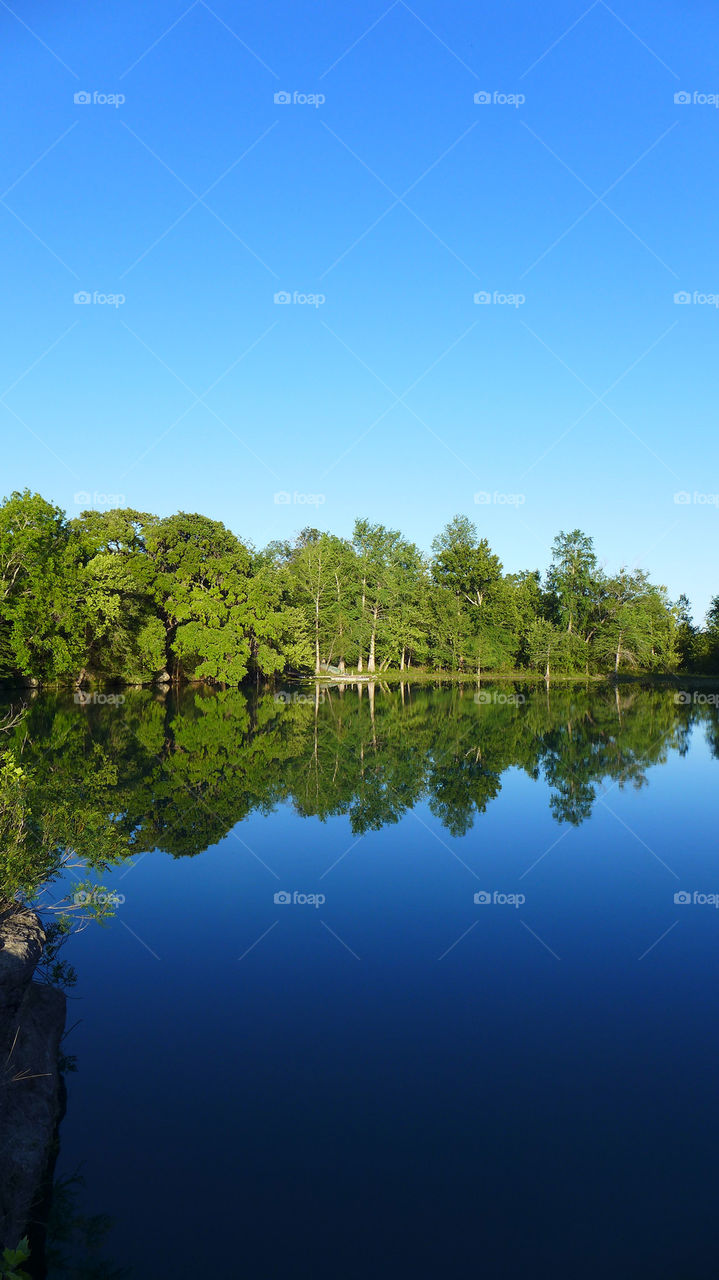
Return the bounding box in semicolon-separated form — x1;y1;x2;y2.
27;685;719;1278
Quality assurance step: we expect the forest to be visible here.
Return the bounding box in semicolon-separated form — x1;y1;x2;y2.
0;489;716;686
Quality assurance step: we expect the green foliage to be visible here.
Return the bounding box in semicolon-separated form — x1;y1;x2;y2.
0;492;710;683
0;491;85;680
546;529;599;637
0;1237;30;1280
431;514;503;608
0;724;130;901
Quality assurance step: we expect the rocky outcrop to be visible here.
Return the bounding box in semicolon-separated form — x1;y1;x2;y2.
0;904;66;1253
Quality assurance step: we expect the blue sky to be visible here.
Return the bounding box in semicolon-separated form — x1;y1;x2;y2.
2;0;718;617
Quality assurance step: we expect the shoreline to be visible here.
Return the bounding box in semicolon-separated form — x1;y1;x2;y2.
3;670;719;694
309;670;719;687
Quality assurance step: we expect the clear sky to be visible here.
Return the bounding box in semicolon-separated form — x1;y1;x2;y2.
2;0;718;618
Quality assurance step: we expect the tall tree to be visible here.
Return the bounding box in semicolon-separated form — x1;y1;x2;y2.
352;519;418;672
431;515;503;611
546;529;599;638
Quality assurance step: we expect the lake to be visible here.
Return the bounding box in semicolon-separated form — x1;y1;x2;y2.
11;681;719;1278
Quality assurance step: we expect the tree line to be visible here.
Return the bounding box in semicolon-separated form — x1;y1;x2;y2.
0;489;717;685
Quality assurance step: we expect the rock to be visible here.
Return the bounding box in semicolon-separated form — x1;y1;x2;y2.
0;905;66;1253
0;905;45;1028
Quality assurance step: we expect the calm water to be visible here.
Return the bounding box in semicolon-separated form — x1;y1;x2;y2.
11;682;719;1278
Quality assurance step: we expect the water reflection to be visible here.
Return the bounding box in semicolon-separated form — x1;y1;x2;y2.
2;681;712;875
2;681;716;1278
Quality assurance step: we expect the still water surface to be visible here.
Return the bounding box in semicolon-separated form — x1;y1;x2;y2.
17;682;719;1278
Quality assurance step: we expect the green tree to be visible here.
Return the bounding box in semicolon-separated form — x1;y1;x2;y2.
144;513;254;684
702;594;719;672
0;491;85;680
352;519;420;672
431;515;503;612
591;570;677;674
70;508;163;682
546;529;599;639
283;530;347;674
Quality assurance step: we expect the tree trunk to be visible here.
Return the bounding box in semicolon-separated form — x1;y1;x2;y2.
334;569;344;672
314;587;321;675
358;572;367;672
400;646;406;671
368;679;376;741
368;604;378;673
